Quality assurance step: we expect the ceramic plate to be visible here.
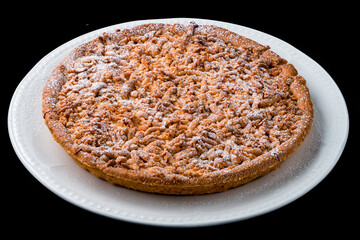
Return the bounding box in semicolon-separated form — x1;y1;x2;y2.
8;18;349;227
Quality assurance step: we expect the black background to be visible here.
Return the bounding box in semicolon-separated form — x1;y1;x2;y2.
4;3;357;236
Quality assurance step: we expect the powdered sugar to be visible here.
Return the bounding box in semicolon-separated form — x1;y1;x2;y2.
49;22;311;178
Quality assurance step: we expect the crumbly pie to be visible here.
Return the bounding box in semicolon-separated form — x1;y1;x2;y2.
42;22;313;194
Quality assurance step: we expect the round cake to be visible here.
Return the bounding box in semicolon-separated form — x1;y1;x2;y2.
42;22;313;194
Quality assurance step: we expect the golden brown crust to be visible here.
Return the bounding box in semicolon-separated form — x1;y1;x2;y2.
42;22;313;195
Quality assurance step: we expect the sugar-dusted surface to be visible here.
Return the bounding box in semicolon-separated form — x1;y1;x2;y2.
9;18;348;226
44;22;312;186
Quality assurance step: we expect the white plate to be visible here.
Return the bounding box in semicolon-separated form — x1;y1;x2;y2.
8;18;349;227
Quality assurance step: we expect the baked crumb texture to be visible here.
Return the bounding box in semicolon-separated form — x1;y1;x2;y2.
43;22;313;194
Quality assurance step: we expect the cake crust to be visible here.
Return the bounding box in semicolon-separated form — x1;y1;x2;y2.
42;22;313;194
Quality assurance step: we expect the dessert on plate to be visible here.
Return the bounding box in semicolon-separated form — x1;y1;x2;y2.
42;22;313;194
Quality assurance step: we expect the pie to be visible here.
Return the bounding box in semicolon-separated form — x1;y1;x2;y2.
42;22;313;195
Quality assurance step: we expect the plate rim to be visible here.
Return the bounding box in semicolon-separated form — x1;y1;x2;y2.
8;17;349;227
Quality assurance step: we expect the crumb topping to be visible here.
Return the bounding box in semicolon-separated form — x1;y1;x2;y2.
54;22;306;178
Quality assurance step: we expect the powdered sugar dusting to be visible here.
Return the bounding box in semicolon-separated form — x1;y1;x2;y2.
47;22;312;179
